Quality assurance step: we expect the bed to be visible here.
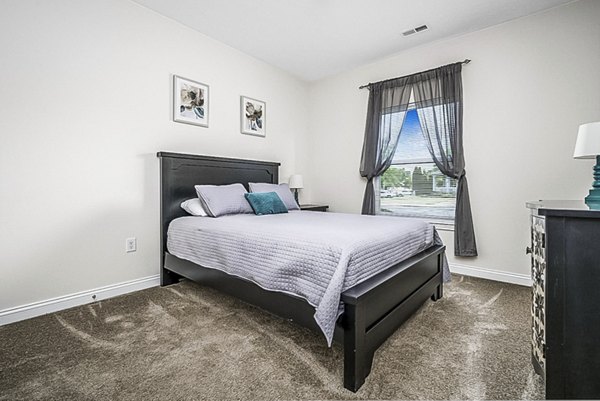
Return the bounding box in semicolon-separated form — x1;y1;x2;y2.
158;151;446;392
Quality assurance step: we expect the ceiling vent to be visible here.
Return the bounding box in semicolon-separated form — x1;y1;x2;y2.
402;24;429;37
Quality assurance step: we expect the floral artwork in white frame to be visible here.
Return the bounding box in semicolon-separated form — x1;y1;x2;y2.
173;75;209;128
240;96;265;137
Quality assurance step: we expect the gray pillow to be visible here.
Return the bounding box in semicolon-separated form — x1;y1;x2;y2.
194;183;253;217
249;182;300;211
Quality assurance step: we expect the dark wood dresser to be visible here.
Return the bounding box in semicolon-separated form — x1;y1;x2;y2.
526;200;600;399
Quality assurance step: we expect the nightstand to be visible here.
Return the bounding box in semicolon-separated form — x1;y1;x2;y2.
299;204;329;212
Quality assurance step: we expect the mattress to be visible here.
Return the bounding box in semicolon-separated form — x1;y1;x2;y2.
167;211;448;345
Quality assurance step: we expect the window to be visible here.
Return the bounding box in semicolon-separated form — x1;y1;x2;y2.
378;108;456;223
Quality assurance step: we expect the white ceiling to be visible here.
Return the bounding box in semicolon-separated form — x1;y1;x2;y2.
132;0;573;81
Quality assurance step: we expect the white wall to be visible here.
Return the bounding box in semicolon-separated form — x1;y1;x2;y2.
2;0;598;313
304;0;600;277
0;0;309;310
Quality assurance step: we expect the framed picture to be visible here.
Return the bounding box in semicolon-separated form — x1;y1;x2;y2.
173;75;209;127
240;96;266;137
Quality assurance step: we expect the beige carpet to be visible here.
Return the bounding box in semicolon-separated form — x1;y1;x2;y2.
0;275;543;400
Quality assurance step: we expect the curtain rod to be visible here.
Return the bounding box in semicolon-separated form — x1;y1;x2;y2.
358;59;471;90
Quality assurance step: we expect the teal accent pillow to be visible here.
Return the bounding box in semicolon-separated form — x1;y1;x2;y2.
244;192;288;216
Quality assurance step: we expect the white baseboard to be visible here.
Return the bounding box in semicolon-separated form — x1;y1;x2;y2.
0;275;160;326
0;264;529;326
450;263;531;287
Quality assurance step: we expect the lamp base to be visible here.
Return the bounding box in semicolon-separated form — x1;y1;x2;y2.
585;155;600;209
585;191;600;209
293;189;299;204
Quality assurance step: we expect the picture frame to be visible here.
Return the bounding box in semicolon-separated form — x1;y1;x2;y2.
173;75;209;128
240;96;266;137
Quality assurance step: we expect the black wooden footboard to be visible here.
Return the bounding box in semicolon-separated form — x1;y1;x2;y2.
340;244;445;391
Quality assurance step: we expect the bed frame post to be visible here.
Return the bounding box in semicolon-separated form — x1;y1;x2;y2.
161;264;182;286
432;283;443;301
431;254;444;301
343;302;373;392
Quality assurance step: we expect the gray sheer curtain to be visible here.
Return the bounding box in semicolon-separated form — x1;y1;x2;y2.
359;78;412;214
412;63;477;256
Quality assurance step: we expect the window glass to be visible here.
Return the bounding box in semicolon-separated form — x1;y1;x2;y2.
379;108;456;221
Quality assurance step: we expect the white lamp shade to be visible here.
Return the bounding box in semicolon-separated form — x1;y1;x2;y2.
574;122;600;159
289;174;304;189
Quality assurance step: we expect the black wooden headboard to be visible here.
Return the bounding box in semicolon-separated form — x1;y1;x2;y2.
157;152;280;265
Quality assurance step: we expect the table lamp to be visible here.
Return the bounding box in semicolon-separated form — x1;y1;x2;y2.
289;174;303;203
574;122;600;208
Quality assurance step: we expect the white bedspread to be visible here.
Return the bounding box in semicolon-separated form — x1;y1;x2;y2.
167;211;448;345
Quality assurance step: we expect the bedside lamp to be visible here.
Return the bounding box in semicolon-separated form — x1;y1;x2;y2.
574;122;600;208
289;174;303;204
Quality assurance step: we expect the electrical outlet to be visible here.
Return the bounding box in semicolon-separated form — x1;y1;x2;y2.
126;237;137;253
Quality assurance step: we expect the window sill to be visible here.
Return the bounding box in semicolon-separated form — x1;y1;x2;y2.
377;213;455;232
431;221;455;232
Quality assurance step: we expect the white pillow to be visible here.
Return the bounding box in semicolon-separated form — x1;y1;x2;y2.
180;198;208;217
249;182;300;211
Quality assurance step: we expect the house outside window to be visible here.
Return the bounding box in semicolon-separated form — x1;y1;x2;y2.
377;107;456;226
